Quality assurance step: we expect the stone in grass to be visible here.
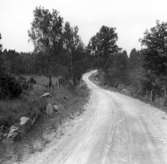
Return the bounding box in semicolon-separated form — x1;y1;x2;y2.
7;125;20;141
53;104;64;111
19;116;32;133
20;116;30;126
40;92;51;98
53;105;59;112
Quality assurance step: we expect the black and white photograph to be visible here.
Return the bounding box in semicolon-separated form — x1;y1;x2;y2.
1;0;167;163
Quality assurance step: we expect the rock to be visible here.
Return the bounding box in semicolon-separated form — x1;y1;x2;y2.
46;103;54;116
20;116;30;126
7;125;20;140
53;105;59;111
40;92;51;98
55;104;64;110
53;104;64;112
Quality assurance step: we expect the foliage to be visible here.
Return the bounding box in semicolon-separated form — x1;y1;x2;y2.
104;51;129;87
98;21;167;103
0;33;2;51
0;7;90;87
128;49;145;94
28;7;63;53
141;21;167;53
28;7;89;84
0;74;22;99
62;22;85;83
2;8;167;109
0;34;4;75
63;22;82;54
87;26;119;69
0;35;22;100
140;21;167;97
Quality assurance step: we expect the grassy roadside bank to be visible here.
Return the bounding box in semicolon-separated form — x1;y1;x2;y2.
90;72;167;113
0;76;89;164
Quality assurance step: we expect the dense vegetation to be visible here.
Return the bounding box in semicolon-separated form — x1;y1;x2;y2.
88;21;167;107
0;7;93;100
0;6;167;108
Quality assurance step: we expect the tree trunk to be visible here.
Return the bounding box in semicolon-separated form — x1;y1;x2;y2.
48;75;52;89
164;87;167;97
150;90;153;102
70;50;74;85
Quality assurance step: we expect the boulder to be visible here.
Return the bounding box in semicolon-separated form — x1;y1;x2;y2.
20;116;30;126
54;104;64;111
7;125;20;140
53;104;65;112
40;92;51;98
53;105;59;111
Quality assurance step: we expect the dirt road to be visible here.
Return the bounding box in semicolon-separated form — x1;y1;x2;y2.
22;71;167;164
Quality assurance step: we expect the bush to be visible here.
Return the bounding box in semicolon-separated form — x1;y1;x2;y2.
17;76;29;90
28;77;36;84
0;74;22;99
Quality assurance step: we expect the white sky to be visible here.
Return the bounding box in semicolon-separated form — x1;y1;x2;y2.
0;0;167;53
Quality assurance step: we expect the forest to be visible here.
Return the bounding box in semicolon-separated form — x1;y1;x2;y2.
88;21;167;107
0;7;167;106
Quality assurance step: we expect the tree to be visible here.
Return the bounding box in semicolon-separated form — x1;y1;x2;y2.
141;21;167;76
141;21;167;53
63;22;83;82
63;22;76;81
0;33;2;52
62;22;84;84
87;25;119;69
128;49;145;95
28;7;64;87
28;7;63;53
140;21;167;99
0;34;5;75
105;51;129;86
0;35;22;99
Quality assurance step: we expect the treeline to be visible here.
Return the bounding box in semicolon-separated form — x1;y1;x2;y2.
27;7;93;83
1;6;167;105
0;7;95;99
0;7;94;99
87;21;167;105
1;7;93;81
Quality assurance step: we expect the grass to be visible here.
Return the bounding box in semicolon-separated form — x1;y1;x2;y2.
0;75;89;164
92;72;167;114
0;75;49;129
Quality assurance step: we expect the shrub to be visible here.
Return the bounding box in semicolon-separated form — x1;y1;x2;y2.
0;74;22;99
29;77;36;84
17;76;29;90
